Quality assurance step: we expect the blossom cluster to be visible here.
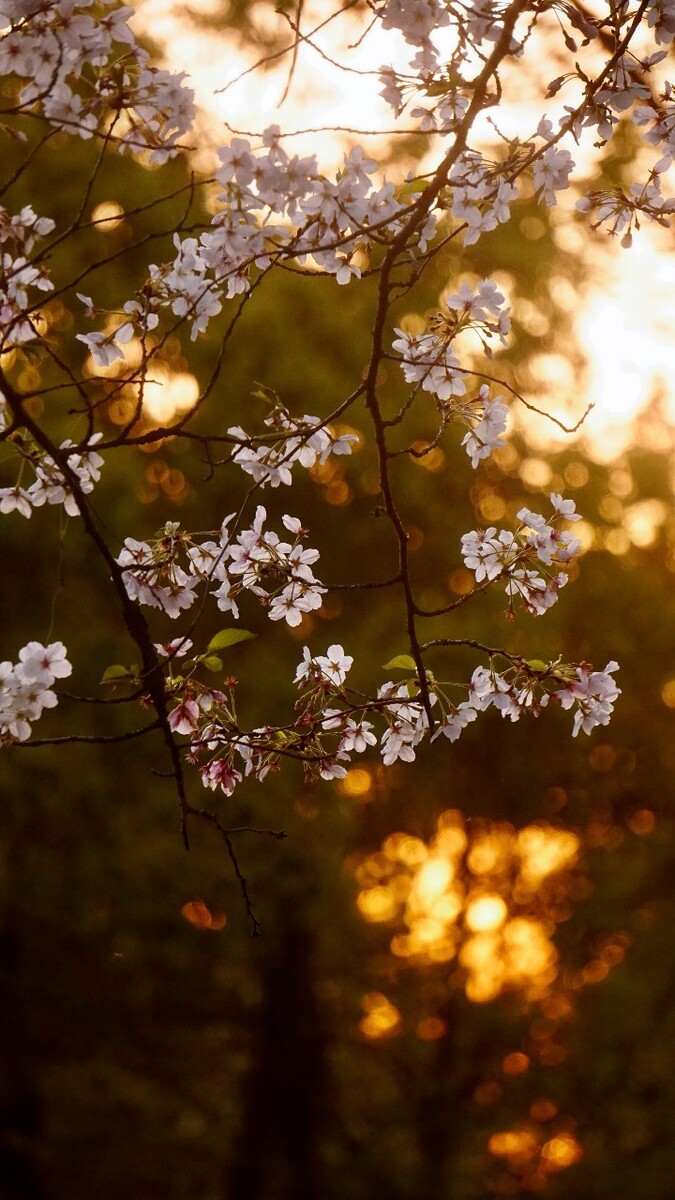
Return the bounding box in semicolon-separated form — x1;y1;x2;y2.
69;0;675;370
0;641;72;743
117;508;325;627
0;0;195;162
228;408;358;488
158;640;620;799
374;0;675;246
393;279;510;466
461;494;582;616
77;133;433;348
0;0;637;786
0;203;54;344
0;426;104;519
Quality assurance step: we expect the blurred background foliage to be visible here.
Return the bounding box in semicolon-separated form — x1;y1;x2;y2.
2;8;675;1199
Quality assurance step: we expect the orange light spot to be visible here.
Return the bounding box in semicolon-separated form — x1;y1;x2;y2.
628;809;655;835
466;894;508;932
467;831;513;876
448;568;474;595
530;1099;557;1122
383;833;428;867
309;459;338;484
541;994;573;1021
339;768;372;798
415;857;452;901
143;369;199;424
405;524;425;550
661;679;675;708
582;959;610;984
91;200;124;229
541;1133;582;1171
357;886;398;923
474;1081;503;1106
108;398;136;425
600;940;627;966
517;826;579;887
478;491;506;521
317;595;344;620
488;1129;538;1161
520;457;552;489
588;743;617;772
426;936;458;963
417;1017;446;1041
538;1043;567;1066
359;993;401;1039
181;899;226;931
325;480;351;505
411;441;446;471
390;933;412;957
503;1052;530;1076
564;461;589;487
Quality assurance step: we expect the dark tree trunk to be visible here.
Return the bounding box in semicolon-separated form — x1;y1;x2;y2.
225;920;330;1200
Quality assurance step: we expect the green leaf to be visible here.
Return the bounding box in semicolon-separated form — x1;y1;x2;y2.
202;655;223;673
526;659;549;672
207;629;256;652
251;382;280;406
397;178;427;199
101;664;135;685
382;654;417;671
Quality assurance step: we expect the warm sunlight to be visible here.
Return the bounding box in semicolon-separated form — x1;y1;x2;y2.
134;0;675;459
355;811;581;1003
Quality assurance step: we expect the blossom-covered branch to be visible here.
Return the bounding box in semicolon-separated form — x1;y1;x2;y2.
4;0;668;879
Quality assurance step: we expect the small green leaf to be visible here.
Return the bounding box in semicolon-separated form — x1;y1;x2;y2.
382;654;417;671
207;629;256;652
526;659;549;672
251;382;280;406
398;178;427;199
101;664;135;685
202;655;223;673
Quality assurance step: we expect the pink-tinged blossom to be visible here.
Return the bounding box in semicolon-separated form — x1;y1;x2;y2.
469;666;519;719
461;527;517;582
155;638;193;658
228;413;351;490
200;758;243;795
462;392;508;468
0;486;32;518
430;702;478;743
338;718;377;755
318;755;349;781
380;724;419;765
1;642;71;745
376;681;433;765
558;661;621;736
295;645;353;688
533;145;574;206
18;641;72;685
168;697;200;735
550;492;581;521
76;330;126;368
462;495;582;615
117;539;200;618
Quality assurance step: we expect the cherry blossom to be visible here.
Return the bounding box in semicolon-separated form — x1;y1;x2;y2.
1;642;72;744
0;0;645;817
